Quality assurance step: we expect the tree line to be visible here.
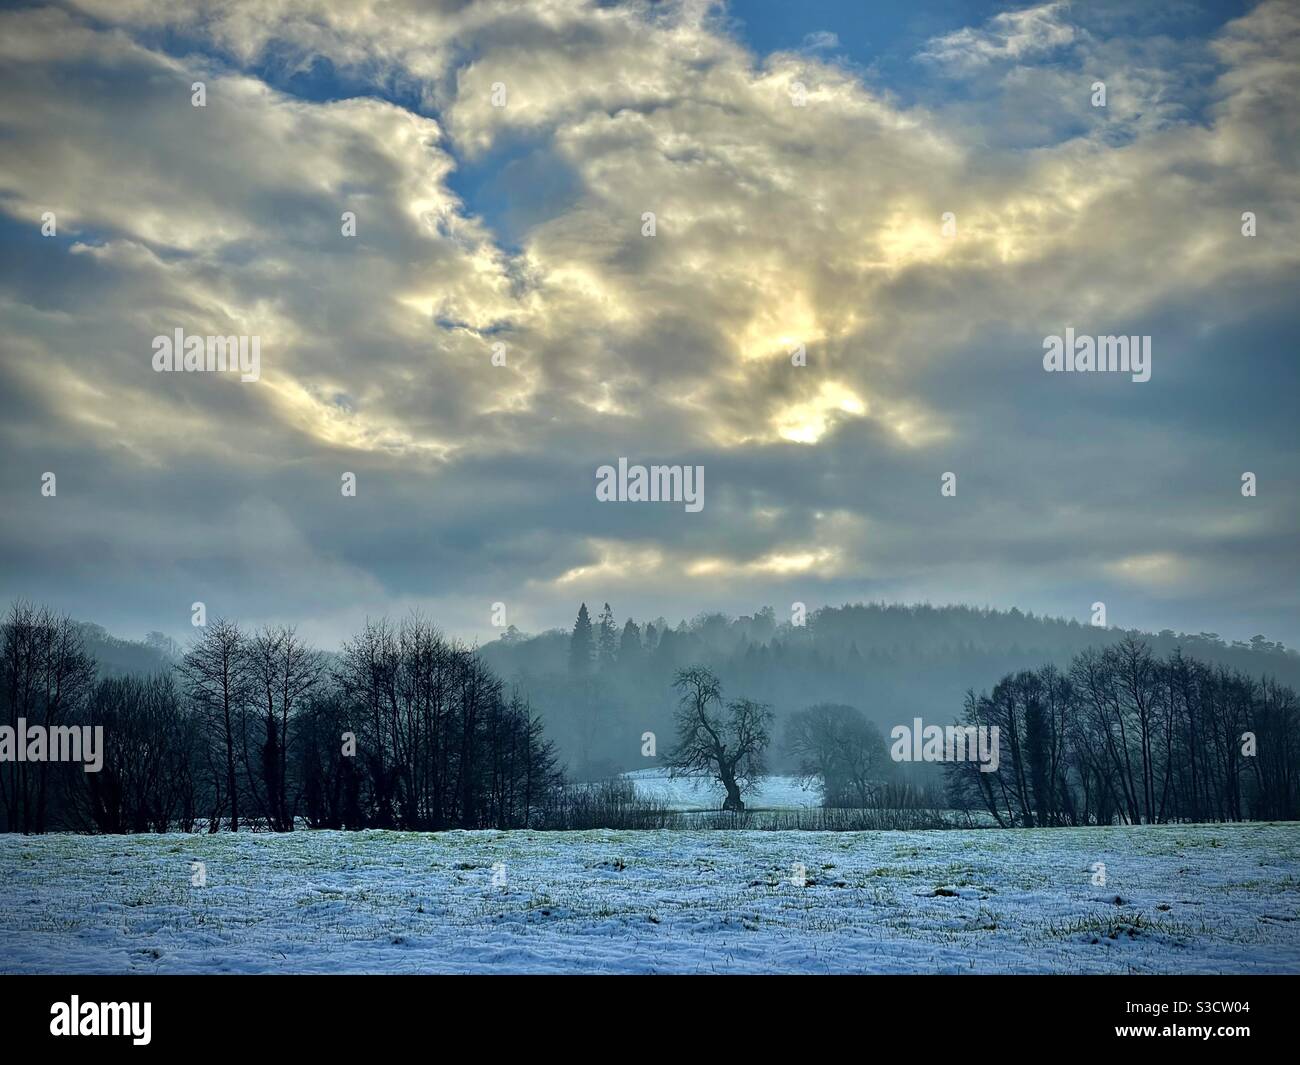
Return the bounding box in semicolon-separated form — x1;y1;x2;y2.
4;601;1296;833
0;602;561;834
657;649;1298;826
948;636;1299;825
479;600;1300;779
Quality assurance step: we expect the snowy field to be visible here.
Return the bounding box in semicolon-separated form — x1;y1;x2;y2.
2;823;1298;974
624;768;822;809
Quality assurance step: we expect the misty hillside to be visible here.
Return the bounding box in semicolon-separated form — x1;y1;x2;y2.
72;622;178;677
478;603;1300;779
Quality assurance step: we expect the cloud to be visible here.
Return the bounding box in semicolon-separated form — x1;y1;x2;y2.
917;2;1076;71
0;0;1296;647
802;31;840;52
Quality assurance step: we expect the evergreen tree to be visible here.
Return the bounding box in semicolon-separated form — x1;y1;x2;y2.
654;627;678;671
597;602;618;668
569;603;595;676
618;618;643;665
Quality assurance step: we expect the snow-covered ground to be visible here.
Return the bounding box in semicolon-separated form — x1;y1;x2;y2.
2;823;1298;974
624;768;822;809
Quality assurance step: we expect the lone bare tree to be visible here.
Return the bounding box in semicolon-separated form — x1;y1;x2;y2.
665;666;771;812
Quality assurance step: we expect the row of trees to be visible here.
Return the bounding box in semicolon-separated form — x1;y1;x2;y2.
566;601;681;676
5;600;1295;831
949;637;1300;825
324;617;558;831
658;651;1298;826
0;603;562;834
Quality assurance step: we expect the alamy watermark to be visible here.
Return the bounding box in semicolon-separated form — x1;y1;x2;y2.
1043;328;1150;382
0;718;104;772
890;718;1000;773
151;329;261;382
595;459;704;512
50;997;151;1045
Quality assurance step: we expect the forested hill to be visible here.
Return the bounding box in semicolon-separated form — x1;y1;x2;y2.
73;622;179;677
478;603;1300;778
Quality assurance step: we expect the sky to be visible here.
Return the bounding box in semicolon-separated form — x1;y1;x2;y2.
0;0;1296;649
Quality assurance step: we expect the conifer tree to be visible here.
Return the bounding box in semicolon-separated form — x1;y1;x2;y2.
569;603;594;676
597;603;618;667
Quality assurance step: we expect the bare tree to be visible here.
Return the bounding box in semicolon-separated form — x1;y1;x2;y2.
243;626;322;831
297;691;363;829
950;641;1300;826
665;666;771;812
73;673;198;833
336;618;400;828
332;614;561;830
181;618;247;832
0;602;96;833
785;703;888;808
